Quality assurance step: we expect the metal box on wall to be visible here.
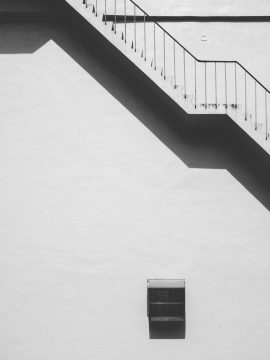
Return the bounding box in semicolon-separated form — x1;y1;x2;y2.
147;279;185;323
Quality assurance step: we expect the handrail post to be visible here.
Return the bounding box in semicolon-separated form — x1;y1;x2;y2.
104;0;107;24
234;62;237;109
114;0;116;34
265;91;268;140
205;62;207;109
163;31;166;80
194;59;197;108
144;13;146;61
134;5;136;51
124;0;126;42
215;62;217;109
255;81;257;130
245;71;247;121
173;41;176;88
153;23;156;70
183;50;186;98
225;62;227;111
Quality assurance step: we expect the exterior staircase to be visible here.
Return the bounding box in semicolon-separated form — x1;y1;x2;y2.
59;0;270;155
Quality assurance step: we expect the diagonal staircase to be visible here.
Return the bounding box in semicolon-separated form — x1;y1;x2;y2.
59;0;270;155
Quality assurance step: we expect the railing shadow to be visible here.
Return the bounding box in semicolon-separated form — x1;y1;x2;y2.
1;2;270;210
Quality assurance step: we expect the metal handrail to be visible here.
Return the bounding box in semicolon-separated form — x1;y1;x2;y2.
126;0;270;95
91;0;270;94
83;0;270;143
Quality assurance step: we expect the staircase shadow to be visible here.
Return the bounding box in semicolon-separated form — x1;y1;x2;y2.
0;22;52;53
1;2;270;210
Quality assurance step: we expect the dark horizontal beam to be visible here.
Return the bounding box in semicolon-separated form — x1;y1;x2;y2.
103;15;270;23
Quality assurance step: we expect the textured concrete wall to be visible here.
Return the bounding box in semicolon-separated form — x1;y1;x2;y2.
0;18;270;360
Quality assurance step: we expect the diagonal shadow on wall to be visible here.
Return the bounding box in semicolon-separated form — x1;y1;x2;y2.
1;3;270;210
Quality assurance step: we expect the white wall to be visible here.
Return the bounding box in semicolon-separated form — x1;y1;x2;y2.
0;16;270;360
137;0;270;16
2;0;268;15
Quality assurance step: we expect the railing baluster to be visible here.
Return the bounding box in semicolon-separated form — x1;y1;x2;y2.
205;62;207;109
114;0;116;34
215;62;217;109
194;59;197;108
173;41;176;88
163;31;166;80
134;5;136;51
235;62;237;109
144;13;146;61
124;0;126;42
245;71;247;120
96;0;97;16
153;23;156;70
104;0;107;24
183;50;186;98
255;81;257;130
225;62;227;110
265;91;268;140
